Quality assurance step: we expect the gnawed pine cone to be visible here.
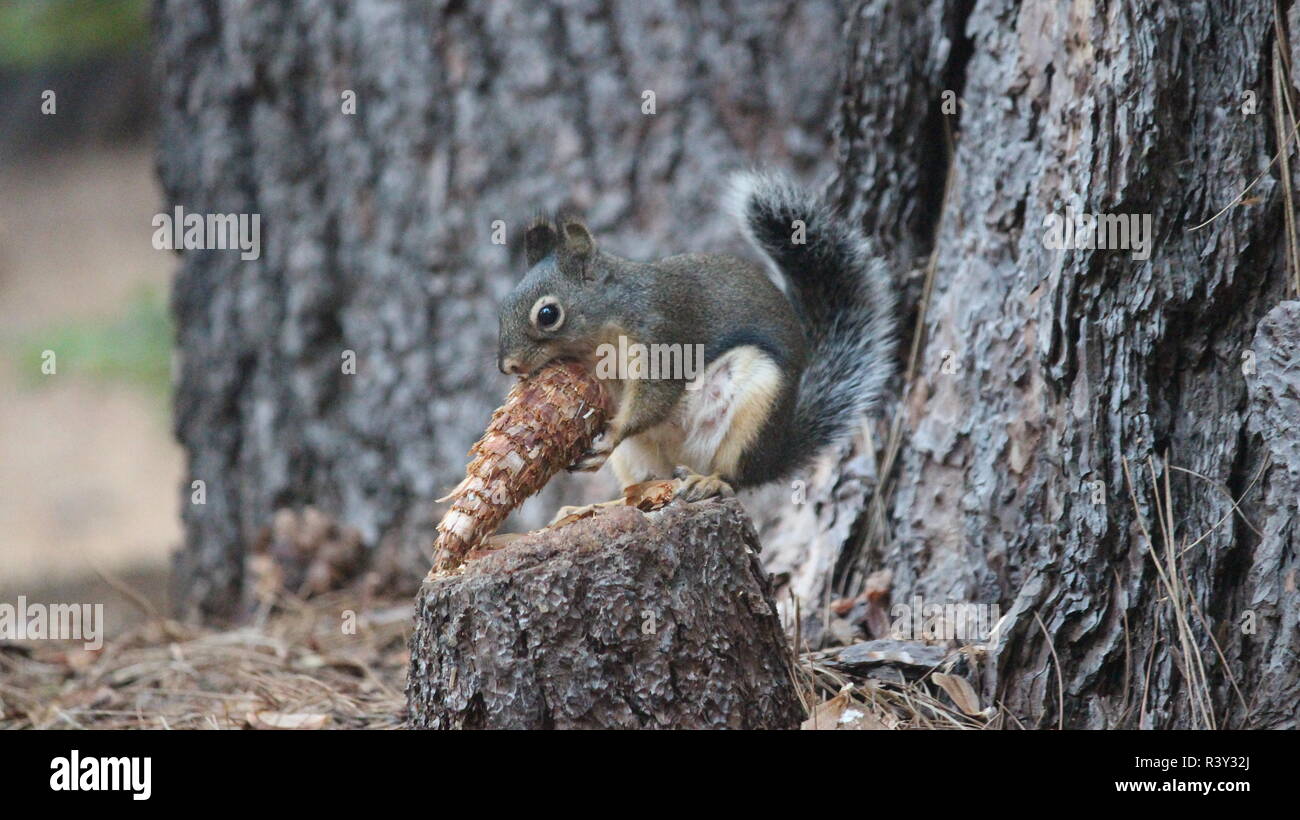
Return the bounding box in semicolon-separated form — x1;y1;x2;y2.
431;360;611;573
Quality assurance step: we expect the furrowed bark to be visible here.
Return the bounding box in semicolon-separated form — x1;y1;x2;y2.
760;0;1299;729
845;0;1298;728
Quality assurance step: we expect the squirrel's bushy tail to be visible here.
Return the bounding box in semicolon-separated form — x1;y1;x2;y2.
725;170;896;468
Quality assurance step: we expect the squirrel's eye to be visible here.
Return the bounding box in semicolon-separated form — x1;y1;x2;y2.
530;297;564;331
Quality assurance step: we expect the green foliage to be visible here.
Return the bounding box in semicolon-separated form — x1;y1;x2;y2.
0;0;149;70
11;286;173;396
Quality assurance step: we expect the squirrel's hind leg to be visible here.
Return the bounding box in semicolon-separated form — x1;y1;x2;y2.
679;345;784;485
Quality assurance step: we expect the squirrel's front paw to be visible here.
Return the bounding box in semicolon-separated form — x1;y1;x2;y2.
567;432;614;472
672;466;735;502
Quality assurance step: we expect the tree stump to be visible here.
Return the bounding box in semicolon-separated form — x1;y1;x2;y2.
406;499;803;729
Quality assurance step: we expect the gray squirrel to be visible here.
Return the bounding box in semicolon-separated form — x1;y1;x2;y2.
496;171;896;504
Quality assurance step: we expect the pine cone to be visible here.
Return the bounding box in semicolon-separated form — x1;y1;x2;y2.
431;360;611;574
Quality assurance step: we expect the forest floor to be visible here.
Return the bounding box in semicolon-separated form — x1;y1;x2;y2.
0;588;409;730
1;579;1000;730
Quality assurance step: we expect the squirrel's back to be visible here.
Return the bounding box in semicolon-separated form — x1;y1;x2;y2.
649;251;807;375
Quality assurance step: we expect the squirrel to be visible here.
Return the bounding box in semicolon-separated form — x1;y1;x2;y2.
496;170;896;506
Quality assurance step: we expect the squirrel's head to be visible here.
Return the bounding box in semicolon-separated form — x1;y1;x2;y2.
497;216;617;377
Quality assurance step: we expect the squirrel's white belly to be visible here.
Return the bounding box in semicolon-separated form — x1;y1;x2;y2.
610;345;783;487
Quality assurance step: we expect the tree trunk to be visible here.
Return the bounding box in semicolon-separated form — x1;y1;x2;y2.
156;0;847;622
406;499;803;729
783;0;1299;728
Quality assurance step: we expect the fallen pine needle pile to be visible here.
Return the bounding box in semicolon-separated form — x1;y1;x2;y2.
0;591;410;730
797;649;1010;730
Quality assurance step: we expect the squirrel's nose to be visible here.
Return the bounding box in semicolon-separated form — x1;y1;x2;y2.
500;356;526;376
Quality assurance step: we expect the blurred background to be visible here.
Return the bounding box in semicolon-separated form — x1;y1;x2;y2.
0;0;175;626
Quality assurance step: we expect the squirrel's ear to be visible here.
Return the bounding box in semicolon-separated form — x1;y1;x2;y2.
560;220;596;259
524;219;558;268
